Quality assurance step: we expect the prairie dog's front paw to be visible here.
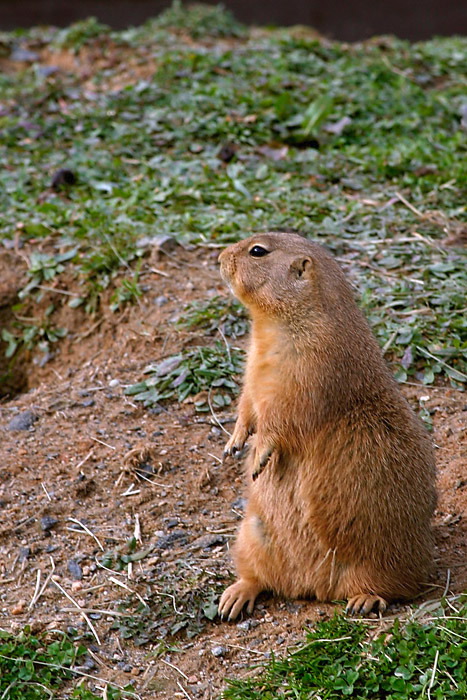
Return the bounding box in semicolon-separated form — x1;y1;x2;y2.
252;443;276;480
223;422;252;459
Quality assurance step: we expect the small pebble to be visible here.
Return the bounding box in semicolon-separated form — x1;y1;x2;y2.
80;655;96;670
71;581;83;593
165;518;179;529
109;379;120;388
211;645;227;658
40;516;58;532
11;600;27;615
236;620;252;631
156;530;187;549
67;559;83;580
8;410;37;431
19;546;31;562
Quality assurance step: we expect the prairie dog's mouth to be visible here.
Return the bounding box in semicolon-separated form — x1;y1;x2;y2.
219;264;239;299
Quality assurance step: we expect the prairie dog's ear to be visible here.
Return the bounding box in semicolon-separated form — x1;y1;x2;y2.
290;256;313;280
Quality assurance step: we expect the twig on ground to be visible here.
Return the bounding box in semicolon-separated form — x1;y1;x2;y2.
208;389;231;437
51;579;101;645
416;346;467;381
75;449;94;470
29;556;56;610
60;607;128;618
121;483;141;496
109;575;148;608
442;568;451;599
41;483;52;501
427;649;439;700
29;569;41;610
226;643;268;656
134;513;142;543
90;436;116;450
68;517;104;551
153;589;185;615
150;267;170;278
73;318;104;342
160;658;190;681
95;557;126;576
176;681;194;700
395;191;425;218
36;285;81;297
381;330;398;355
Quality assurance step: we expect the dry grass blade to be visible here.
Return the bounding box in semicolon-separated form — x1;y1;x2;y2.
108;575;148;607
427;648;439;700
176;681;194;700
51;579;101;645
90;436;116;450
160;658;190;680
67;517;104;551
60;607;129;618
29;556;56;610
29;568;41;610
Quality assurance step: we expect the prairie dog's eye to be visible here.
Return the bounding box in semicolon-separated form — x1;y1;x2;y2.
249;245;269;258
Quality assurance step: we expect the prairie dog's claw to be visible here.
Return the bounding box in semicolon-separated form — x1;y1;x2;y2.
345;594;388;616
223;424;251;460
252;445;275;480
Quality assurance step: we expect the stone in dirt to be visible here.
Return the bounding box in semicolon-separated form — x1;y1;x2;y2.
7;409;38;431
67;559;83;580
40;515;58;532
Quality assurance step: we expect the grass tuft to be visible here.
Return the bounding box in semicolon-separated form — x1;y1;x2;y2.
223;597;467;699
125;342;244;410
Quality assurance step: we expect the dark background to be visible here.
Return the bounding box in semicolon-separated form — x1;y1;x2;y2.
0;0;466;41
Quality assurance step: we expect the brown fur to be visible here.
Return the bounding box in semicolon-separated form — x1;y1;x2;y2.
217;232;436;619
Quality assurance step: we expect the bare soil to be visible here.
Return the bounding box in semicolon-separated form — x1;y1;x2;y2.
0;244;466;699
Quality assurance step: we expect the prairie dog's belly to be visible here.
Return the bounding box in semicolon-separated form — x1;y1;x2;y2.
247;451;322;576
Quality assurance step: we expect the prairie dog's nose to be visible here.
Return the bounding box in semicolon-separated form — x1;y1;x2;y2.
218;248;227;264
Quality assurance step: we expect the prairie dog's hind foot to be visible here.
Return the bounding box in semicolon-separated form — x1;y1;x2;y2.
218;578;263;621
346;594;388;616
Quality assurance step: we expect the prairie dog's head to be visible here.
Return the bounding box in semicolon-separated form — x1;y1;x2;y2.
218;232;350;320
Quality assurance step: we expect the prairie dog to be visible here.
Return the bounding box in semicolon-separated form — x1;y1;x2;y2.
218;231;436;618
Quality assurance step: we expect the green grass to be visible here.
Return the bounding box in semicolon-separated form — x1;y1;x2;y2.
125;341;244;410
223;598;467;699
0;627;134;698
0;3;466;389
176;296;248;338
